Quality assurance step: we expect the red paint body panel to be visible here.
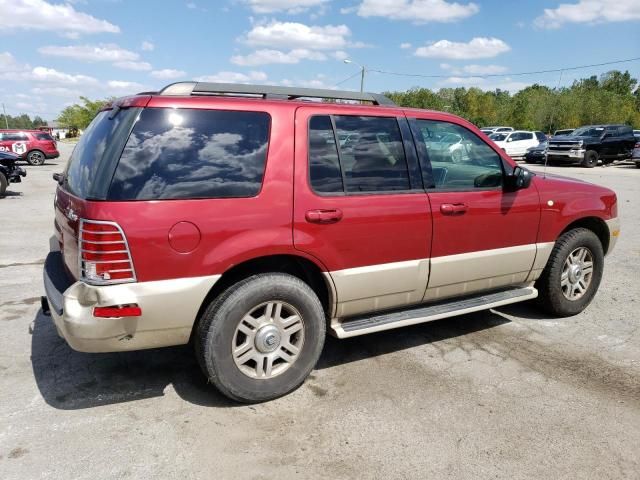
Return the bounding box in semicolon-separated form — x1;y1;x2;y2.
533;174;617;243
292;106;433;271
0;129;59;159
54;93;618;286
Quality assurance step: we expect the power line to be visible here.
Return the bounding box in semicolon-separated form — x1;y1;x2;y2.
333;70;363;87
367;56;640;80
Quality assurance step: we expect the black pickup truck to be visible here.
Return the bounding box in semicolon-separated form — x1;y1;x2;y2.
0;151;27;197
546;124;636;167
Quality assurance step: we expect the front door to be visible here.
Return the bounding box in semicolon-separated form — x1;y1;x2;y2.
409;116;542;301
293;107;432;318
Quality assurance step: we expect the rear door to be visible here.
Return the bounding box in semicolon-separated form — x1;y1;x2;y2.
293;106;432;318
409;115;541;301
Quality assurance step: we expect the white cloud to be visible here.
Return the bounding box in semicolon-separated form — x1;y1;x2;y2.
114;61;153;71
32;86;78;98
414;37;510;59
38;44;139;62
244;21;351;50
355;0;479;23
29;66;98;85
186;2;197;8
231;48;327;66
534;0;640;29
440;63;508;75
243;0;329;13
151;69;187;79
141;41;155;51
400;42;412;49
332;50;349;60
107;80;145;91
195;71;268;84
0;0;119;35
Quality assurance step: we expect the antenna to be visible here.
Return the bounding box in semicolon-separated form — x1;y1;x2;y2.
543;69;564;178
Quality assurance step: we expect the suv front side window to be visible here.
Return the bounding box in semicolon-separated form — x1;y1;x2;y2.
412;119;503;190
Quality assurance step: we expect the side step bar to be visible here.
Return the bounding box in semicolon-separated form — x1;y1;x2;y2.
331;286;537;338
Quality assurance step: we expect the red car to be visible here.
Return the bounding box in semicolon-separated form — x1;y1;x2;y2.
0;129;59;165
42;82;620;402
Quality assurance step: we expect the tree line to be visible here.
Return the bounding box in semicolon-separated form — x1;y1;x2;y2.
384;70;640;132
0;113;47;129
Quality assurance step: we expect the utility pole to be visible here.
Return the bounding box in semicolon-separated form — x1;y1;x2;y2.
344;59;366;92
2;103;8;129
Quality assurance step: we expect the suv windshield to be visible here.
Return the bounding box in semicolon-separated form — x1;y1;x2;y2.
571;126;604;137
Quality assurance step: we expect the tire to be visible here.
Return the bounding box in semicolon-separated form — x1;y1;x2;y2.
27;150;45;166
536;228;604;317
195;273;326;403
0;173;7;198
451;149;462;163
581;150;598;168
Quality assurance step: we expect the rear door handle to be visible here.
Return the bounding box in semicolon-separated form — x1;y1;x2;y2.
305;209;343;224
440;203;468;215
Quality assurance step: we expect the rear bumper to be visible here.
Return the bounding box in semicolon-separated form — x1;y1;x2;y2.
45;150;60;159
43;250;220;353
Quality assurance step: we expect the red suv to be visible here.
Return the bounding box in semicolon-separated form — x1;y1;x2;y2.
42;82;620;402
0;129;59;165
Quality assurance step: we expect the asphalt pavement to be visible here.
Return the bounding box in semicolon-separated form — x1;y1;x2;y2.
1;144;638;479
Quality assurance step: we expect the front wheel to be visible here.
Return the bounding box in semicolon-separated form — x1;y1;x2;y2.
195;273;326;403
536;228;604;316
27;150;45;166
0;173;7;198
581;150;598;168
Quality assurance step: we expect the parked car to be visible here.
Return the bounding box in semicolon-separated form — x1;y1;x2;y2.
481;126;514;136
0;150;27;197
492;130;547;157
546;124;636;167
524;141;548;164
633;129;640;139
42;82;620;402
0;129;60;165
553;129;574;137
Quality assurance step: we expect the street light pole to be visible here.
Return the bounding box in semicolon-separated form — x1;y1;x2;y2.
2;103;8;129
344;59;366;92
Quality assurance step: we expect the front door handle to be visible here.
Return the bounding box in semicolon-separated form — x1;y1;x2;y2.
305;209;343;224
440;203;468;215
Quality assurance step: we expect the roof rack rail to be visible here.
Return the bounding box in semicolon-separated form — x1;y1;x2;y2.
158;81;396;106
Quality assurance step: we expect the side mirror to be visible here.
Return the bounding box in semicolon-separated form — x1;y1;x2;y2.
53;172;64;185
504;166;532;191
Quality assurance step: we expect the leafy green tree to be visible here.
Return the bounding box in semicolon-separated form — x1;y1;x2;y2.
57;96;112;130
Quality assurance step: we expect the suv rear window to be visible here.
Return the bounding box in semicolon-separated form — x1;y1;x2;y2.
108;108;270;200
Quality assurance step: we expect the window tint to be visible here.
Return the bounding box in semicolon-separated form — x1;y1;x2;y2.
64;108;140;199
618;126;632;136
108;108;270;200
309;116;343;193
1;132;28;141
35;132;53;141
333;116;409;192
413;119;503;190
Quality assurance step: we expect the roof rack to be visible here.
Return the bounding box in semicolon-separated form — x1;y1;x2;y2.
157;82;396;106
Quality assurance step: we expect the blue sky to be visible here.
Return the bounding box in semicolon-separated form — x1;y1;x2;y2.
1;0;639;121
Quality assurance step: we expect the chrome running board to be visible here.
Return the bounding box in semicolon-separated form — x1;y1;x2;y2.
331;286;537;338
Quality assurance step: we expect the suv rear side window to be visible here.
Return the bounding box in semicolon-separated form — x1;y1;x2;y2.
108;108;271;200
34;132;53;141
308;115;410;194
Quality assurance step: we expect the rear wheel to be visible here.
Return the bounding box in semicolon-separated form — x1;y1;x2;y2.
195;273;326;403
27;150;45;166
0;173;7;198
536;228;604;316
581;150;598;168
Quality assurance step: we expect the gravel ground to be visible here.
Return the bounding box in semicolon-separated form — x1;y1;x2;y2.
1;144;639;479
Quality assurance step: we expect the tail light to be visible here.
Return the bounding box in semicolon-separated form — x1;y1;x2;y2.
79;219;136;285
635;142;640;148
